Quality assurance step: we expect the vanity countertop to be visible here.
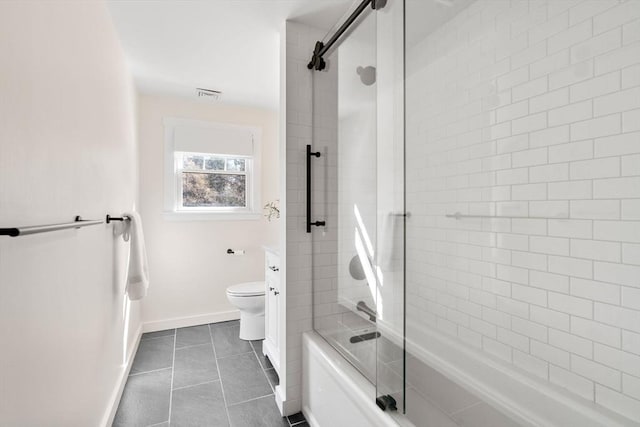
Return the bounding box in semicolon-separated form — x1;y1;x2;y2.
262;245;280;256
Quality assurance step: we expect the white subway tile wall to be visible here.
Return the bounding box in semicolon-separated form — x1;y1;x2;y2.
283;21;325;414
406;0;640;421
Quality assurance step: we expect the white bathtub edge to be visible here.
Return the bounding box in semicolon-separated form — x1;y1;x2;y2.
302;331;404;427
303;325;637;427
403;322;637;427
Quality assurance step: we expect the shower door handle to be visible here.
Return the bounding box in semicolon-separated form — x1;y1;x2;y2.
306;144;326;233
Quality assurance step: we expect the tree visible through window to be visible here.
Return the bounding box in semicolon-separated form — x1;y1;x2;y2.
176;152;250;209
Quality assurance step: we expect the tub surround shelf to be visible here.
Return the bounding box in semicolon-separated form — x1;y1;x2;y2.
445;212;568;220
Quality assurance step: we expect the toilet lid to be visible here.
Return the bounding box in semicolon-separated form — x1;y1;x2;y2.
227;281;265;297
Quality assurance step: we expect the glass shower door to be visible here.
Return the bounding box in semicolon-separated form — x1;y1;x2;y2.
310;0;405;416
403;0;640;426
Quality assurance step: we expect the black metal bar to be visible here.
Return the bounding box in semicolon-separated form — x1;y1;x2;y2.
105;214;130;224
308;0;377;71
0;227;20;237
306;145;325;233
306;145;312;232
349;331;381;344
376;395;397;412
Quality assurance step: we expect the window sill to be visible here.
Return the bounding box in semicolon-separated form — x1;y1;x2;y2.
162;211;262;221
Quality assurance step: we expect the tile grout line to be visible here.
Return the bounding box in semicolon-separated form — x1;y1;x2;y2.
164;327;290;419
120;325;291;427
172;379;221;392
259;350;278;392
215;349;255;361
140;333;176;342
167;329;177;426
249;341;276;393
251;340;271;374
129;366;173;377
209;323;233;426
174;342;215;351
226;392;276;408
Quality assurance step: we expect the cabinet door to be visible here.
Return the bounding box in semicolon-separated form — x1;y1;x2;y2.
265;278;272;343
267;283;279;349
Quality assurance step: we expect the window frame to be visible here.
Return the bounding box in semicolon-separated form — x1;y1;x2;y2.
163;118;262;221
174;151;252;212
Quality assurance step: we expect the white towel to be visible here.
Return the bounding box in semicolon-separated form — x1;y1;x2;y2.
123;212;149;300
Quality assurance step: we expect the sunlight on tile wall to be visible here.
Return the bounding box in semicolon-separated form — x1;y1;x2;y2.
405;0;640;420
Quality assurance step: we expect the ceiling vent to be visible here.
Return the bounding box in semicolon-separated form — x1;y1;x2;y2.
196;88;222;101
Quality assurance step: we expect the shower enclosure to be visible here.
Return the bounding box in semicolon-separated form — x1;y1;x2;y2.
307;0;640;425
309;0;406;415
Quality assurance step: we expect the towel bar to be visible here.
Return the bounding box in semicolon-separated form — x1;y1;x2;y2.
0;216;103;237
105;214;130;224
1;214;132;237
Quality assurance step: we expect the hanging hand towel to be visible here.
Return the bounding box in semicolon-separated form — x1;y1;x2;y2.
123;211;149;300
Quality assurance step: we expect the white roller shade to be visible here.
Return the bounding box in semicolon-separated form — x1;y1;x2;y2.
173;124;254;156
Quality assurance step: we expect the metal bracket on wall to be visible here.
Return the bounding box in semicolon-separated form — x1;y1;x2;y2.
306;144;326;233
376;394;397;412
307;0;386;71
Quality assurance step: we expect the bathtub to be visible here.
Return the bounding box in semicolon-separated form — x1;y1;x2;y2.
302;331;409;427
302;325;637;427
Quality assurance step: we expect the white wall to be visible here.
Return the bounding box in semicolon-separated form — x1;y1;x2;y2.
0;1;140;426
405;0;640;421
137;94;279;329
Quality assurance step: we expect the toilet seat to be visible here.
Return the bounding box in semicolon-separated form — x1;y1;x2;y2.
226;281;265;297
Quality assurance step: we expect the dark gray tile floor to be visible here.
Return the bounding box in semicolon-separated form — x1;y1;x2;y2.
113;320;307;427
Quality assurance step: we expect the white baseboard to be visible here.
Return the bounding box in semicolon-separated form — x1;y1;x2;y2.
302;405;319;427
102;323;143;427
142;310;240;333
284;399;302;418
275;385;301;417
275;384;285;415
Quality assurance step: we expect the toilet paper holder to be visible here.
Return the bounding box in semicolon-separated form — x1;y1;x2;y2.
227;248;245;255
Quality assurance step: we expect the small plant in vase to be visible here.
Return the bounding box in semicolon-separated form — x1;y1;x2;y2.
264;199;280;222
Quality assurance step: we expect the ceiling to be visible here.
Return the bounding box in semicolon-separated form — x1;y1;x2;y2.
107;0;354;110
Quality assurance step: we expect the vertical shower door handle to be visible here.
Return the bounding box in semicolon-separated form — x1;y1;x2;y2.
306;144;326;233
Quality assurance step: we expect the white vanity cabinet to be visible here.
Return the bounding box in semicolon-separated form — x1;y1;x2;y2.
263;248;281;375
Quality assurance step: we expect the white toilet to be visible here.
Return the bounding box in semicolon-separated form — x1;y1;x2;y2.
225;281;265;341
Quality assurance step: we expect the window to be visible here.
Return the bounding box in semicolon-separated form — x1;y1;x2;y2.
176;152;250;209
164;118;261;220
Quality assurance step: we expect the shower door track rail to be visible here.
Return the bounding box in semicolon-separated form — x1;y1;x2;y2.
307;0;385;71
